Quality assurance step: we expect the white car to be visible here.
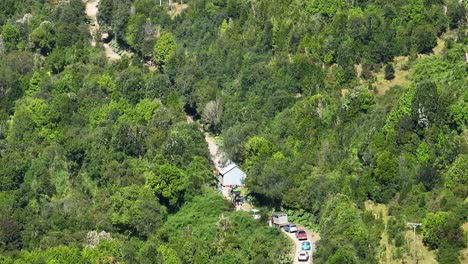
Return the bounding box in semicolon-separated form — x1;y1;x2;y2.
298;251;309;262
284;223;298;233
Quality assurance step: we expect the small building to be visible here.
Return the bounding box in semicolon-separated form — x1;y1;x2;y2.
218;162;246;187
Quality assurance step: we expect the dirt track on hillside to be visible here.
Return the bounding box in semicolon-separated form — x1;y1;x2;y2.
84;0;121;60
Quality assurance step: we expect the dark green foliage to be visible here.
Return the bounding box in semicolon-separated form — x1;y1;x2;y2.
437;242;461;264
411;81;443;128
0;218;21;252
384;63;395;80
411;24;437;54
116;67;145;104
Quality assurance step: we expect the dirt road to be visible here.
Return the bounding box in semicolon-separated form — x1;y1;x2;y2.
186;115;224;166
84;0;121;60
282;227;318;264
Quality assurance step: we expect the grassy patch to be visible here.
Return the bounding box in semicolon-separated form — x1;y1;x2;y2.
364;201;438;264
373;57;411;96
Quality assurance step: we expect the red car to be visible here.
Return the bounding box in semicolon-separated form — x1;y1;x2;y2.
296;230;307;240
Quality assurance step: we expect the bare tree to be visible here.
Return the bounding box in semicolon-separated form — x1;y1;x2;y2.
202;98;224;132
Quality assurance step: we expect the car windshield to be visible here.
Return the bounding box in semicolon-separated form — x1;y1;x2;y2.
302;242;310;245
290;224;296;227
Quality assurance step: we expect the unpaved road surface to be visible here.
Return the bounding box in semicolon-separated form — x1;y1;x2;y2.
186;115;224;166
84;0;121;60
282;227;318;264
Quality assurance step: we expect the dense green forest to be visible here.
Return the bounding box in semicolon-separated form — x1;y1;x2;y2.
0;0;467;263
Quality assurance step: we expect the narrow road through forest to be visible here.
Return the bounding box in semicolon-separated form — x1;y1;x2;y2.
84;3;317;262
186;115;224;166
282;227;319;264
84;0;122;60
188;115;319;263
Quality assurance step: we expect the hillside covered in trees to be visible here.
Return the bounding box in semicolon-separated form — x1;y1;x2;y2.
0;0;467;263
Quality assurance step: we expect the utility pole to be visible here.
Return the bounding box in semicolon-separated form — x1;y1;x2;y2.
407;222;421;264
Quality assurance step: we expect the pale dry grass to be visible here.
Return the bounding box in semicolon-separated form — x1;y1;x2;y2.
369;35;447;96
403;229;438;264
169;3;189;18
373;56;411;96
461;222;468;263
365;201;392;263
365;201;438;264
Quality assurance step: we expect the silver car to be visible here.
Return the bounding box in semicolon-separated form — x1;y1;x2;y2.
283;223;298;233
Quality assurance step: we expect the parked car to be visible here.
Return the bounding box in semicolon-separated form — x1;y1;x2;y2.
251;209;261;220
298;251;309;262
296;230;307;240
301;241;311;251
283;223;298;233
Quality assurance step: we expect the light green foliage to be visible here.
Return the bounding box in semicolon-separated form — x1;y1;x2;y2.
7;98;50;143
291;94;336;136
383;86;416;133
447;100;467;132
270;17;279;51
161;189;290;263
145;165;187;207
416;140;430;165
328;248;357;264
244;136;273;170
97;74;116;95
122;99;161;124
405;0;425;23
158;245;181;264
220;19;228;35
125;14;145;48
43;246;83;264
111;185;167;237
27;72;42;96
30;21;56;53
154;31;176;67
422;211;464;250
88;99;130;129
0;0;466;262
55;72;79;94
1;23;20;51
444;154;468;190
82;239;124;263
